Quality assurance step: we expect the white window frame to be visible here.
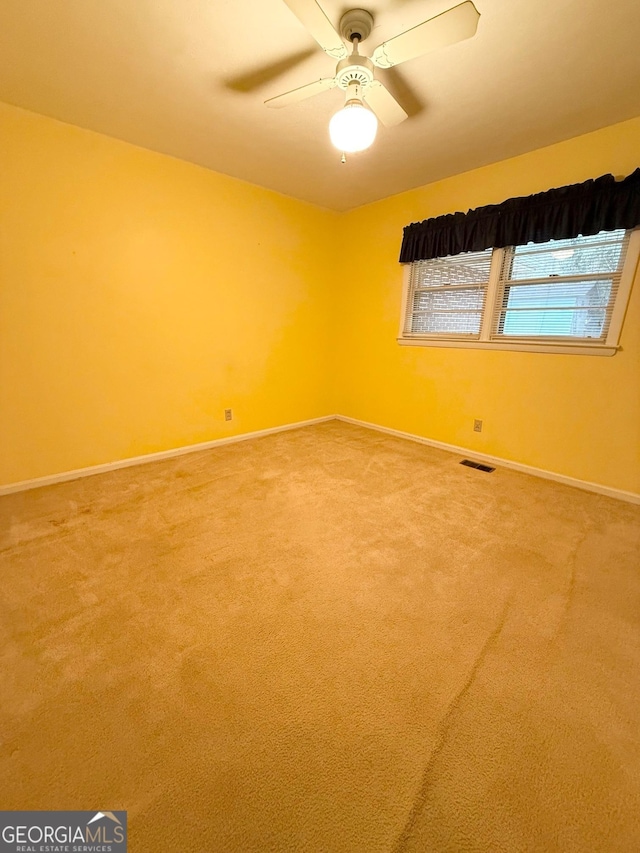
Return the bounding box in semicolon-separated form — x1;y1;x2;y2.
398;227;640;356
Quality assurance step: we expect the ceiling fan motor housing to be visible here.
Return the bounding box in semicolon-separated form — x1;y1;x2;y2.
335;54;374;90
339;9;374;43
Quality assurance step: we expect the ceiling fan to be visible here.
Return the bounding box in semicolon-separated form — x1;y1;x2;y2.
265;0;480;153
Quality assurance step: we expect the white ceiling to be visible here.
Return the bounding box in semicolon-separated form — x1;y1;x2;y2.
1;0;640;211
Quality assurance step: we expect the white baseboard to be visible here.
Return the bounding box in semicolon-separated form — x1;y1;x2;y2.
336;415;640;505
2;414;638;505
0;416;336;496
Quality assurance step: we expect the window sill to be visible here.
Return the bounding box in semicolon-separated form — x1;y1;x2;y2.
397;337;619;356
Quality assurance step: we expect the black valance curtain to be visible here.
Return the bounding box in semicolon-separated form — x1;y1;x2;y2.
399;168;640;263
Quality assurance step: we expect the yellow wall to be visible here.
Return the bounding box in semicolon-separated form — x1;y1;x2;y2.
335;117;640;494
0;102;338;485
1;101;639;494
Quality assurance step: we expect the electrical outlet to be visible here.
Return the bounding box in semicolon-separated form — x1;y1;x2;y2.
224;408;232;421
473;419;483;433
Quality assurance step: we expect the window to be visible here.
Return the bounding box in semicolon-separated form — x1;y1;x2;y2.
406;247;492;337
400;228;640;355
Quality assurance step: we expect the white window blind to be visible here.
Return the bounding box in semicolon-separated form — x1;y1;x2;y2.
404;248;493;337
400;228;639;355
492;230;629;342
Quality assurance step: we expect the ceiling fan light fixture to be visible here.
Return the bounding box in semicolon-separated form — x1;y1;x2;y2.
267;2;481;153
329;99;378;153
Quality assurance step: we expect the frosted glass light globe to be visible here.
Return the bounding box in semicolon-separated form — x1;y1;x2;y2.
329;102;378;153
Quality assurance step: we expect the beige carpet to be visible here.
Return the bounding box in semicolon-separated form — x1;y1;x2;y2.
1;421;639;852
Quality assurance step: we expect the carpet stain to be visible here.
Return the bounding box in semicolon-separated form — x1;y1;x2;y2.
392;592;515;853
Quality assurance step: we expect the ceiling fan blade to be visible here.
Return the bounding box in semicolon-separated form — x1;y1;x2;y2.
371;1;480;69
265;77;337;108
365;80;408;127
282;0;348;60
